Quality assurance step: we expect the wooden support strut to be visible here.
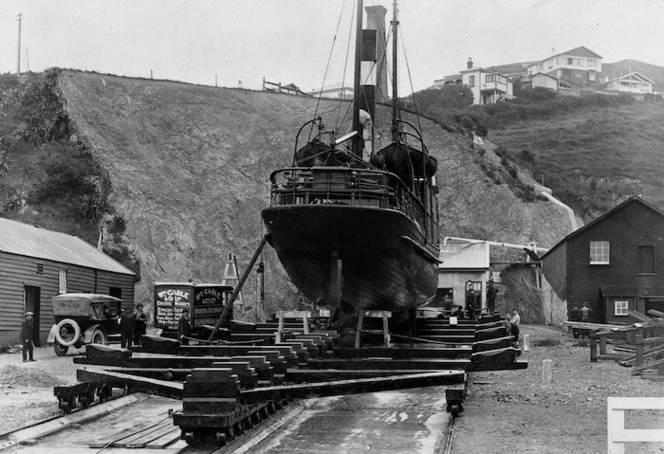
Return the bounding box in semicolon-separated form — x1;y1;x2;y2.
208;234;270;341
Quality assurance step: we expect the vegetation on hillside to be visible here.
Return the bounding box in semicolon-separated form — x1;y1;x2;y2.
0;70;140;277
409;84;664;219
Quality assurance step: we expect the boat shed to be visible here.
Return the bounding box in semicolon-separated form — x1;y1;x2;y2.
0;217;136;346
540;196;664;324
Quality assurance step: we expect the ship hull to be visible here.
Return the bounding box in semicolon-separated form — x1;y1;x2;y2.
262;204;438;312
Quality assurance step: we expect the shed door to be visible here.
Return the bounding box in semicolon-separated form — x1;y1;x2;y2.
24;286;41;347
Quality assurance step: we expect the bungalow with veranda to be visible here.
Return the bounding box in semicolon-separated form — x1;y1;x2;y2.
540;197;664;325
0;217;135;346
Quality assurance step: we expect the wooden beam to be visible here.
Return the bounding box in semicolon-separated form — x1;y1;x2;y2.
627;309;654;323
76;369;183;399
564;321;625;330
331;346;473;359
285;369;447;382
239;371;466;403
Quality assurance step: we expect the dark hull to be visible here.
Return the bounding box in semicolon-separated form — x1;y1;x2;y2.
262;204;438;312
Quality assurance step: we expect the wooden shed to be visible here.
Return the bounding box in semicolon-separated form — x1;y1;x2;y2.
0;217;136;346
541;197;664;324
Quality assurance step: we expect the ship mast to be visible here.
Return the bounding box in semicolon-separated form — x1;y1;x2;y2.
351;0;364;157
391;0;399;142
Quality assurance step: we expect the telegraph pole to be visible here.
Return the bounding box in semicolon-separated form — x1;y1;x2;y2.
16;13;22;75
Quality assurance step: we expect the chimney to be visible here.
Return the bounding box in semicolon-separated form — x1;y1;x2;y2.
552;47;556;55
365;5;388;102
467;57;473;69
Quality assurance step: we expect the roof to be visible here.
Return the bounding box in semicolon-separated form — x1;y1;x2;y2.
554;46;602;60
541;196;664;260
0;217;135;275
602;71;655;85
600;285;637;297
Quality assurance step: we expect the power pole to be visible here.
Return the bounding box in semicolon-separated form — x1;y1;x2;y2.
16;13;22;75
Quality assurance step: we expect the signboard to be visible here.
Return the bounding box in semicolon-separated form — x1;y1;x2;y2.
193;284;233;327
154;283;193;331
154;282;234;331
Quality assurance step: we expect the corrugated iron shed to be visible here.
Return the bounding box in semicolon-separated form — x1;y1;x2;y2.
0;217;135;276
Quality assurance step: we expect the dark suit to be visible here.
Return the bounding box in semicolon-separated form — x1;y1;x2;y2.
21;318;35;361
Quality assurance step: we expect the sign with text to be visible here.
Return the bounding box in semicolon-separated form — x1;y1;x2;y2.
193;284;233;327
154;283;193;331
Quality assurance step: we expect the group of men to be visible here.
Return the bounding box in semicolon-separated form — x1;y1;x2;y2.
569;301;593;338
119;303;149;348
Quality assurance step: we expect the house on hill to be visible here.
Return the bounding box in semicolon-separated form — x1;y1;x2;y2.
601;71;654;95
0;218;136;346
309;82;354;100
520;72;559;91
432;58;514;105
540;197;664;325
526;46;602;89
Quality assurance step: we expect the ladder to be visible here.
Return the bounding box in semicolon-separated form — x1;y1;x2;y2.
355;311;391;348
222;253;244;310
275;310;310;343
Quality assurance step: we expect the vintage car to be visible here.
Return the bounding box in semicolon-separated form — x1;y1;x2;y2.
47;293;123;356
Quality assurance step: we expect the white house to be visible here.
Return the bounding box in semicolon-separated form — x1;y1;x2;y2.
433;58;514;105
526;46;602;89
602;71;653;94
309;82;354;100
522;72;559;91
437;239;491;309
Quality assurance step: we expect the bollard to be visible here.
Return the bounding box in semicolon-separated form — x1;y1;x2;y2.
523;334;530;352
542;359;553;385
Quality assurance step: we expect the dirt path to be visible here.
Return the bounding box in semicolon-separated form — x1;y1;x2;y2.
452;325;664;454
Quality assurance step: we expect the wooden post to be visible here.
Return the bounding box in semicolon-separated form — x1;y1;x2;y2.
542;359;553;385
635;332;644;368
355;312;364;349
523;334;530;352
599;335;607;355
275;312;284;343
303;312;310;334
382;312;389;347
590;335;598;362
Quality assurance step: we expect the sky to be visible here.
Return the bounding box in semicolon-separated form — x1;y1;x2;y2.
1;0;664;95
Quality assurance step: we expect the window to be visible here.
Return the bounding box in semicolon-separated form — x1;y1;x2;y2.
614;300;629;316
589;73;596;82
468;75;475;87
36;263;44;274
486;74;494;83
590;241;610;264
587;58;597;68
639;245;655;274
59;269;67;293
109;287;122;299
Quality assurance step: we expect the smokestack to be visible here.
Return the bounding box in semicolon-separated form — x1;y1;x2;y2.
365;5;388;102
467;58;473;69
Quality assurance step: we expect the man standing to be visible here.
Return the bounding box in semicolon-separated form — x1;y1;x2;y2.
120;308;136;349
486;280;498;315
580;302;592;322
134;303;148;347
178;308;191;345
510;308;521;347
569;303;581;338
21;312;36;362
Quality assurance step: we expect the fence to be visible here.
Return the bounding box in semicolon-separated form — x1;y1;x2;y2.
607;396;664;453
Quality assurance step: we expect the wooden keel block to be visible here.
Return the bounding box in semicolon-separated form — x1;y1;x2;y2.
85;343;132;359
470;347;517;364
472;336;514;352
474;326;507;341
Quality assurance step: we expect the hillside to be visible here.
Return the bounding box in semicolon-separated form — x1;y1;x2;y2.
603;59;664;92
488;101;664;217
0;70;572;317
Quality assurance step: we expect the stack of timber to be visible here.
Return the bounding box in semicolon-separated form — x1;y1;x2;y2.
58;312;526;446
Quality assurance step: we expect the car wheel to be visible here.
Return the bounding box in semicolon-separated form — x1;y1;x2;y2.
53;341;69;356
91;329;107;345
55;318;81;346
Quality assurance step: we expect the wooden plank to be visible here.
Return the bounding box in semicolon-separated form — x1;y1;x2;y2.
307;357;527;372
144;428;182;449
285;369;444;382
563;321;625;330
331;346;472;359
76;369;183;399
240;371;466;403
125;422;178;448
114;419;173;448
632;356;664;373
627;309;655;323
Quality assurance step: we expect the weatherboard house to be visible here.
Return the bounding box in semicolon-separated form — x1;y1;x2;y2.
0;217;135;346
540;197;664;325
602;71;654;95
526;46;602;89
433;58;514;105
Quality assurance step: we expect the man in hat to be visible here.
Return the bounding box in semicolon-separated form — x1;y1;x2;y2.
133;303;148;347
486;279;498;315
178;308;191;345
120;308;136;349
21;312;36;362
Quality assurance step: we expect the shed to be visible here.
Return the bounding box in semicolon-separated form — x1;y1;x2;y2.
541;196;664;324
0;217;136;346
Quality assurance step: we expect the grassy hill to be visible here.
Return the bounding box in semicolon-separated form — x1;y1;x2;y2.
0;70;572;319
487;101;664;218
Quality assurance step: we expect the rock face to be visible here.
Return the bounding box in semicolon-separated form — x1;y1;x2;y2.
57;70;571;319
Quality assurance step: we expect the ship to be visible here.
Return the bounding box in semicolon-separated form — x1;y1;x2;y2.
261;1;440;321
